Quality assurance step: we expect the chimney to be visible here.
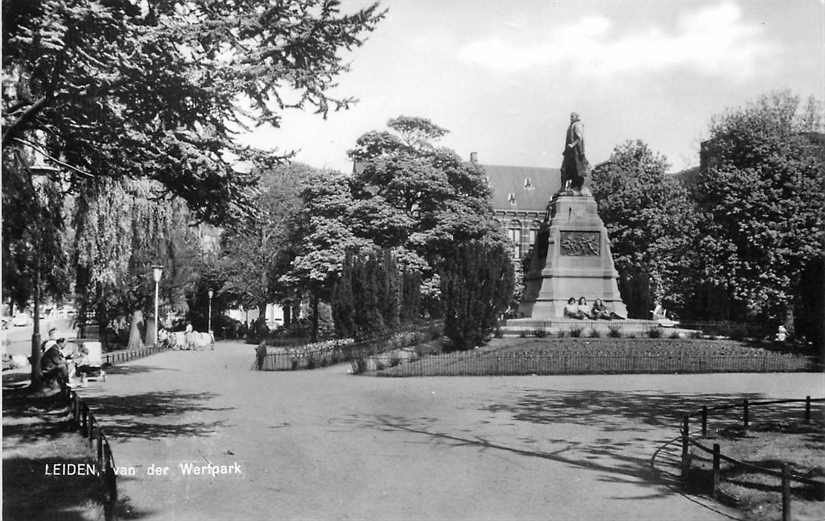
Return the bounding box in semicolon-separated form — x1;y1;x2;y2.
470;152;478;164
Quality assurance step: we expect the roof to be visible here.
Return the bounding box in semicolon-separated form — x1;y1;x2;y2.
481;164;560;212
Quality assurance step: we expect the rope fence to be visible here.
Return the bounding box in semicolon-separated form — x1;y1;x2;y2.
679;396;825;521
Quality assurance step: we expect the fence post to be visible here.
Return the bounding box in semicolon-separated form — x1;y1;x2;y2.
97;430;103;469
701;406;708;437
743;399;749;430
782;463;791;521
681;416;690;477
805;396;811;423
712;443;721;498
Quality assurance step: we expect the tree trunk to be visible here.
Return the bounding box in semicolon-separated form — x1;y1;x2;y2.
127;310;144;350
283;304;291;329
257;303;267;338
145;314;157;347
311;294;319;342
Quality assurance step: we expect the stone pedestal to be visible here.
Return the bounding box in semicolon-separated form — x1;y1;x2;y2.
519;194;627;319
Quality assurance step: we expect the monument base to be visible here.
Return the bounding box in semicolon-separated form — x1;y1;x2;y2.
519;193;627;319
500;318;697;338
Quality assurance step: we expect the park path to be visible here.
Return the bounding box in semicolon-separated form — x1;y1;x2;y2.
77;342;824;521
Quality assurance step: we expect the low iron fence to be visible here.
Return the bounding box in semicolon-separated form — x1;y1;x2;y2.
679;397;825;521
255;321;443;371
369;350;816;376
102;346;169;366
66;389;118;521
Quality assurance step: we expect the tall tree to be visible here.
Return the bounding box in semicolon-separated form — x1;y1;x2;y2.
441;242;514;350
590;140;699;318
2;147;69;311
217;163;309;324
347;116;508;305
2;0;387;222
693;91;825;342
72;178;200;348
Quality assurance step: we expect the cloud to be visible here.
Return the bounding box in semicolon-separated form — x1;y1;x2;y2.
457;2;777;78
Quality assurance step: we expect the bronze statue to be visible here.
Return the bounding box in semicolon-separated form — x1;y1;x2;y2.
561;112;590;194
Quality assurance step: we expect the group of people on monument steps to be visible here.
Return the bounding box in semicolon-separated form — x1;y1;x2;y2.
564;297;625;320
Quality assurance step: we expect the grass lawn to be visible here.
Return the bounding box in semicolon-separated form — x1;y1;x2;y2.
2;389;106;521
691;403;824;521
373;337;815;376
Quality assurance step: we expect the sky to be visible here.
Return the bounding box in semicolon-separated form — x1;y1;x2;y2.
240;0;825;174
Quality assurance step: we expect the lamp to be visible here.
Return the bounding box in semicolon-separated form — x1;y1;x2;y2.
151;265;163;347
207;289;214;334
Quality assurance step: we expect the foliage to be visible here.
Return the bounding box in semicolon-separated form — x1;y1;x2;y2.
693;91;825;337
71;177;200;345
1;148;69;309
331;249;420;340
346;115;508;309
2;0;386;223
216;163;309;315
440;241;514;350
283;116;508;339
590;140;700;318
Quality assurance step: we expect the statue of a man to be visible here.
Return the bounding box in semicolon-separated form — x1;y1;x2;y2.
561;112;590;194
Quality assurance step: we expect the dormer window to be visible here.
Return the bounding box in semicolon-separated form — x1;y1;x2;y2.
508;192;517;206
523;177;534;190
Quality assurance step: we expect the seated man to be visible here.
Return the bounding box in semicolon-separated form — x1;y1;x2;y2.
564;297;586;319
41;340;69;390
590;298;612;319
592;299;626;320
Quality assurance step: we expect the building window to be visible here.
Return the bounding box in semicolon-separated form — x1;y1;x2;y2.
507;228;521;258
528;229;536;245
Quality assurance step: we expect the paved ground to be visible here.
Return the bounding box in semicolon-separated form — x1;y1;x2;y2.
73;341;824;521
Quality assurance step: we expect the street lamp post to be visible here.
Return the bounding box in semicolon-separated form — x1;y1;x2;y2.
152;265;163;347
208;289;214;334
30;268;42;390
28;159;58;392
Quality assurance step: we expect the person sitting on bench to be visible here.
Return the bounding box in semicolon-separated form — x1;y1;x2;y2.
41;339;69;390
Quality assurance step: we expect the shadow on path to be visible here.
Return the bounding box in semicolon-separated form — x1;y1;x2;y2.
2;390;152;521
82;391;234;441
104;364;180;376
485;390;768;433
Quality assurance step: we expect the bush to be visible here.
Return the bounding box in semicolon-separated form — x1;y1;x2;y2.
648;328;663;338
494;326;503;338
519;330;527;338
533;329;547;338
608;325;622;338
589;328;601;338
441;241;514;350
670;331;682;339
570;327;583;338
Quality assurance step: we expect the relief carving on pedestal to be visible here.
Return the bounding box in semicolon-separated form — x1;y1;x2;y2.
560;231;600;256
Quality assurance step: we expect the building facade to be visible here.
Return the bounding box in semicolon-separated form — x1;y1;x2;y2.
479;161;561;260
